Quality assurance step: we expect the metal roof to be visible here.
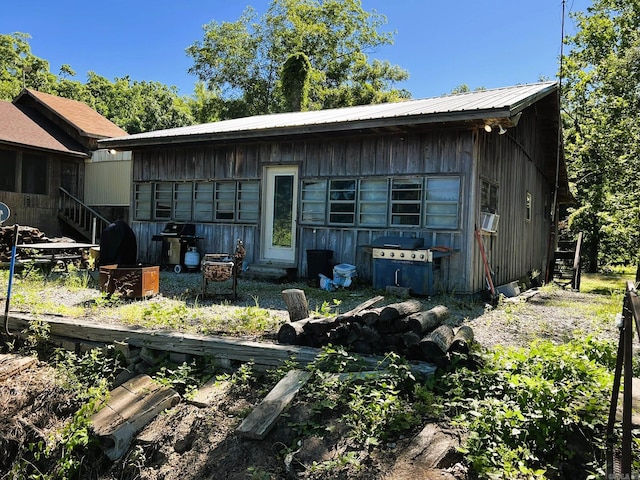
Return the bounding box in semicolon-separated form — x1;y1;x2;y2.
100;81;558;148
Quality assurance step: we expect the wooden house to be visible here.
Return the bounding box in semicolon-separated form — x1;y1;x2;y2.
99;81;571;295
0;89;127;237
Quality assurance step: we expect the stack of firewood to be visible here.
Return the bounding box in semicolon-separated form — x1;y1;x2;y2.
278;289;474;363
0;226;49;262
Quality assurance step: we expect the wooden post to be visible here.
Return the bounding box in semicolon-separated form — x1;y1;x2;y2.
281;289;309;322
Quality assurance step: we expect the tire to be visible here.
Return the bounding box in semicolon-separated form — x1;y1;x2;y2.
174;264;182;274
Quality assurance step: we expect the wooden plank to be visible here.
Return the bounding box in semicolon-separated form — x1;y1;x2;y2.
90;374;180;460
236;369;311;440
0;353;38;381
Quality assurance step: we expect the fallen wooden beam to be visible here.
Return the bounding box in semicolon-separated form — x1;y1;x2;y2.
236;369;311;440
0;353;38;381
6;313;437;377
90;374;180;460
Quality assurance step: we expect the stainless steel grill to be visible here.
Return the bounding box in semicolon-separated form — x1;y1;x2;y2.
371;236;437;296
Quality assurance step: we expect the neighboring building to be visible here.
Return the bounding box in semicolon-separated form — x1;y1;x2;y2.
0;89;128;237
99;82;571;295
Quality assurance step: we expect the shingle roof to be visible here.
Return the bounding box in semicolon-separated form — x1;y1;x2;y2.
0;102;87;156
21;89;127;139
100;81;558;148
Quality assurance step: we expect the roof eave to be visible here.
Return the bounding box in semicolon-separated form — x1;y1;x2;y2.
0;140;88;158
99;108;522;149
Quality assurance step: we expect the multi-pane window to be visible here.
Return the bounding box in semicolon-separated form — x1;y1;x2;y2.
425;177;460;228
359;178;388;226
238;182;260;222
329;180;356;224
481;180;498;213
215;182;235;220
134;183;152;220
154;182;172;219
301;180;326;224
173;183;193;221
135;180;259;223
193;182;214;221
391;178;422;226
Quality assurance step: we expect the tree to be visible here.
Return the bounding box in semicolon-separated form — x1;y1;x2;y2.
0;32;56;100
186;0;410;118
562;0;640;271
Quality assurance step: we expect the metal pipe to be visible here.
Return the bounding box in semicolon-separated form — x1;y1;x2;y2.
3;224;19;336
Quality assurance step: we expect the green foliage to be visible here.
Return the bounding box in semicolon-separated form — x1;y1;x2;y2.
429;336;616;478
281;51;312;111
562;0;640;271
52;345;125;396
153;361;200;397
186;0;410;117
294;347;426;455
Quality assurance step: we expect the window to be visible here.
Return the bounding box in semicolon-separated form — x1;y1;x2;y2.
425;177;460;229
238;181;260;222
301;180;326;224
22;153;47;194
359;178;388;226
329;179;356;224
481;180;498;213
193;182;214;221
173;183;193;221
134;183;152;220
154;182;172;219
526;192;532;222
0;150;16;192
391;178;422;226
215;182;235;220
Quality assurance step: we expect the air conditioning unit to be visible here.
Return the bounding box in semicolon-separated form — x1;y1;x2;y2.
480;212;500;233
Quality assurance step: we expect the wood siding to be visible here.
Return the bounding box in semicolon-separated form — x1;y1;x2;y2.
472;107;553;292
130;102;557;295
0;150;85;237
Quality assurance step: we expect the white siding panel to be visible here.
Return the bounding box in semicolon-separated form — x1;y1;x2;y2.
84;160;131;206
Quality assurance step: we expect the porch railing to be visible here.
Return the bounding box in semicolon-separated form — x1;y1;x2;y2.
58;187;111;243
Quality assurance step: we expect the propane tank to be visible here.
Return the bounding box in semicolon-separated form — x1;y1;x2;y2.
184;247;200;269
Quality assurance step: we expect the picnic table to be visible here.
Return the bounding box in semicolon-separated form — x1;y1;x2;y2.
16;242;97;274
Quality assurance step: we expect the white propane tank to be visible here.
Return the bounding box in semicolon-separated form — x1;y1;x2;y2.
184;247;200;269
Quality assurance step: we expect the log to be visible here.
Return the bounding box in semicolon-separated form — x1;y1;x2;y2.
379;300;423;323
420;325;454;359
335;295;384;323
281;289;309;322
277;320;310;346
406;305;449;335
303;316;340;337
449;325;474;355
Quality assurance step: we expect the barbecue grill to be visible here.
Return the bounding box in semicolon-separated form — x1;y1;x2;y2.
372;235;447;296
152;223;201;273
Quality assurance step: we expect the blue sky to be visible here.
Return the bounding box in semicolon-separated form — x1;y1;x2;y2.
1;0;591;99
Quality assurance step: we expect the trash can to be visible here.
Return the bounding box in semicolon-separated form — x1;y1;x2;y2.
307;249;333;280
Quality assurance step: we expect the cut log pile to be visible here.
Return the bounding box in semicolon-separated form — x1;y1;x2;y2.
278;289;474;363
0;225;49;261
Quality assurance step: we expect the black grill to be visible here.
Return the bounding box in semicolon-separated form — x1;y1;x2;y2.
372;236;435;295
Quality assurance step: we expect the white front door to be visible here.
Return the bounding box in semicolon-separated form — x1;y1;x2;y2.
261;165;298;263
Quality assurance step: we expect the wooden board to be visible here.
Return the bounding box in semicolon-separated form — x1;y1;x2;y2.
0;353;37;381
236;369;311;440
90;374;180;460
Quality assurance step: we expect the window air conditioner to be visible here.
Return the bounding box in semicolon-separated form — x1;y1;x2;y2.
480;212;500;233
